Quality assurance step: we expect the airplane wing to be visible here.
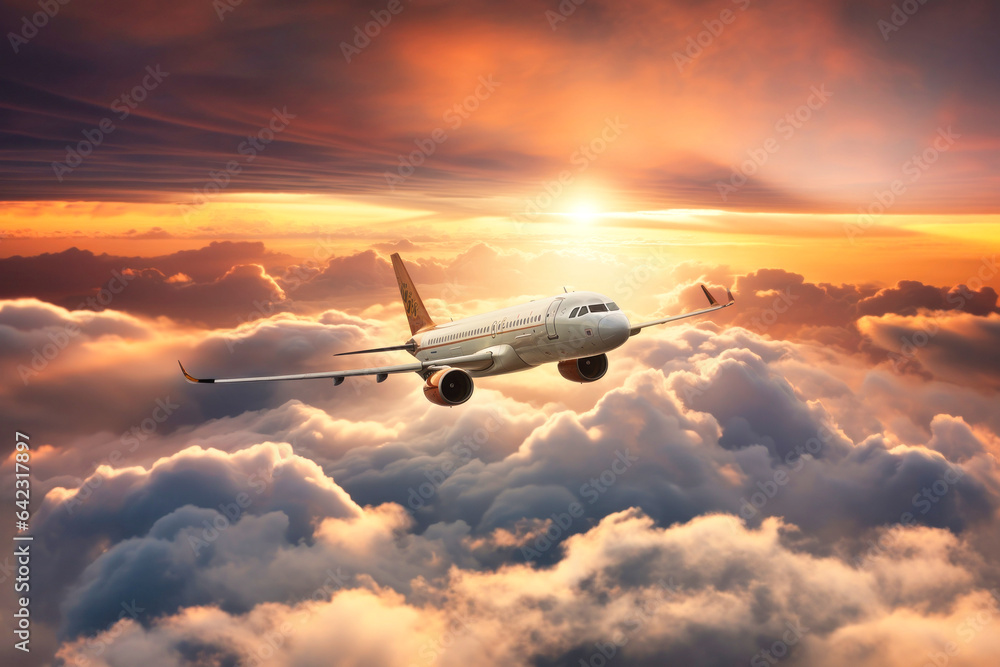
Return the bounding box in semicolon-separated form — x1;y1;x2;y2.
629;285;734;336
178;350;494;384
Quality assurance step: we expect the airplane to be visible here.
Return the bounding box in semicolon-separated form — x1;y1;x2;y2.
179;253;734;406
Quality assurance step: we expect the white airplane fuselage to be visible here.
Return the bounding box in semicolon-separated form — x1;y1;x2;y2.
178;252;731;406
409;291;631;377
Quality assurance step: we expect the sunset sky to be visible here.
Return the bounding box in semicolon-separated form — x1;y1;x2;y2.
2;1;1000;666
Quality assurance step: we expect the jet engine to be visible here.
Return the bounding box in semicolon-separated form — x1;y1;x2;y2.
557;354;608;383
423;367;474;406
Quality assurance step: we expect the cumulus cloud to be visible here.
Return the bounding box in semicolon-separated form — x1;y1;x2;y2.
52;512;1000;667
0;242;297;326
859;311;1000;391
3;241;1000;666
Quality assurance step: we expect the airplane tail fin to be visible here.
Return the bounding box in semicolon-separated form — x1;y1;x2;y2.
390;253;436;335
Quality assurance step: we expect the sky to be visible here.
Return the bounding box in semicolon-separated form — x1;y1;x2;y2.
1;0;1000;666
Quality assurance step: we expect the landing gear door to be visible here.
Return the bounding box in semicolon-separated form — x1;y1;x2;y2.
545;298;564;339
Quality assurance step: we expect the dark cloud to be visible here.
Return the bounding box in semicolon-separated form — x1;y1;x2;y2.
859;311;1000;391
104;263;289;327
857;280;999;317
0;241;291;298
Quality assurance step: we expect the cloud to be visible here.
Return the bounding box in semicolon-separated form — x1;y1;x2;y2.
0;242;290;298
3;242;1000;665
5;241;995;361
29;442;359;631
108;263;288;326
52;511;1000;667
859;311;1000;391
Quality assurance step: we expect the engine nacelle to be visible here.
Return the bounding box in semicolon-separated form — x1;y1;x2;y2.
558;354;609;383
423;367;475;406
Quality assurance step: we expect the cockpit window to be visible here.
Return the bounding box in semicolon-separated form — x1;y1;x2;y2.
589;303;608;313
606;302;620;311
569;307;580;318
578;306;588;316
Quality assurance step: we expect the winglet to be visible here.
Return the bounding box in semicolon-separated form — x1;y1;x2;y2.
726;289;735;304
700;284;719;306
178;360;214;383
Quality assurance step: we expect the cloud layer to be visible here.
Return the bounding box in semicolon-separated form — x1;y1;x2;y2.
1;241;998;666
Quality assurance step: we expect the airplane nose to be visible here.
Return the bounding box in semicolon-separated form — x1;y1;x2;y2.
598;313;630;347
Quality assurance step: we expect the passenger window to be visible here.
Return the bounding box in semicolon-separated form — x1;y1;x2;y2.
606;302;620;311
589;303;608;313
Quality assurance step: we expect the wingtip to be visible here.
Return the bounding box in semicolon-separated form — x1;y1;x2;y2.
178;360;212;383
726;289;735;304
178;360;195;382
700;284;719;306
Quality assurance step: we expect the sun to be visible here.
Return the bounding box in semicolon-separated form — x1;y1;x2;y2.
570;201;600;225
